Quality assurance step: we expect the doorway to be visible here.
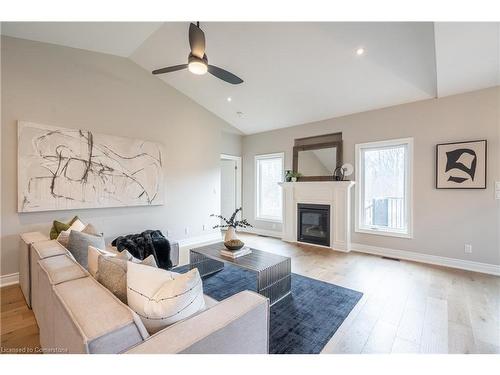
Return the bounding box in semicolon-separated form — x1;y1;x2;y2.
220;154;242;221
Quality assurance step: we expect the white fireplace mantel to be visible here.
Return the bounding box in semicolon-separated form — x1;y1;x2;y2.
279;181;355;252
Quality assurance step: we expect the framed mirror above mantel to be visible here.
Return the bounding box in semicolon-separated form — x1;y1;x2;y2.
292;132;343;181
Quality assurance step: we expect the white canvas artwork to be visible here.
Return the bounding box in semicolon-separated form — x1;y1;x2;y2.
18;121;164;212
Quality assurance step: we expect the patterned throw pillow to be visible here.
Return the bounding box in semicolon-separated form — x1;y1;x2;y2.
67;230;105;269
127;263;205;334
87;246;118;278
56;230;71;248
88;245;160;277
96;254;157;304
49;216;79;239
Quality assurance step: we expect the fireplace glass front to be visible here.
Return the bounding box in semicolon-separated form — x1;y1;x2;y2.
297;203;330;246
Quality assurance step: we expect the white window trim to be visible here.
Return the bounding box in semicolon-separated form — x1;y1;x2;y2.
355;138;414;239
255;152;284;223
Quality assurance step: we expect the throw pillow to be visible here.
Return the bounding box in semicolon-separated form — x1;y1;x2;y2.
56;230;71;248
88;246;117;278
88;245;158;278
56;218;89;247
96;254;157;304
127;263;205;334
67;230;105;269
49;216;79;240
118;250;158;265
82;223;99;235
68;218;86;232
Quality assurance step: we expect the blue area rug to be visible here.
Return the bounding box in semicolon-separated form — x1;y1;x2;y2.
174;264;363;354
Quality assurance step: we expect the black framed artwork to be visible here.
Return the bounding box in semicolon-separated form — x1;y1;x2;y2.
436;140;487;189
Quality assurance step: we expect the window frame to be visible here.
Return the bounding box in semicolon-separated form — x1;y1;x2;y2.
355;138;414;239
254;152;285;223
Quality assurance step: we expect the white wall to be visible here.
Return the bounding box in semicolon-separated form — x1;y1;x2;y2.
0;36;242;276
242;87;500;266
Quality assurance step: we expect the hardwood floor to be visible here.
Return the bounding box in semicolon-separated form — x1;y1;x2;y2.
231;234;499;354
1;233;499;354
1;284;40;354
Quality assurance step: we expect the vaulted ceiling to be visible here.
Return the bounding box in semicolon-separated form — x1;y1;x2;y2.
2;22;499;134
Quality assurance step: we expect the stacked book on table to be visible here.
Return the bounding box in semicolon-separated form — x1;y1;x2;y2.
220;247;252;259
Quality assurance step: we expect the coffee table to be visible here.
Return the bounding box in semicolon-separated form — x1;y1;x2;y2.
190;242;292;306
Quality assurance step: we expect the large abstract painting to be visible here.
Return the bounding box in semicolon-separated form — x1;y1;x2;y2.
436;140;487;189
18;121;164;212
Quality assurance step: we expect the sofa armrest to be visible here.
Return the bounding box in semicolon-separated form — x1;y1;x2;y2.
125;291;269;354
19;232;50;307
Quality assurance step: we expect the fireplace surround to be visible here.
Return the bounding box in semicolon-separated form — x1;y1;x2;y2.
279;181;355;252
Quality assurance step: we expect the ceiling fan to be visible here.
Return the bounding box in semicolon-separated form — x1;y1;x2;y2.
152;22;244;85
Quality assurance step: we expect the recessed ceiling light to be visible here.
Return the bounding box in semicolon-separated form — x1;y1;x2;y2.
356;48;365;56
227;97;232;102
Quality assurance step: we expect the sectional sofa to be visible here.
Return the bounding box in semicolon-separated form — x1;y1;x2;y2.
19;232;269;354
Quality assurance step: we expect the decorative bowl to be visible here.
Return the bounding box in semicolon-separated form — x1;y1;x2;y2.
224;239;244;251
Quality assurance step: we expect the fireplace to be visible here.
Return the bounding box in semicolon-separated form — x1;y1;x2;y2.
297;203;330;246
280;181;354;251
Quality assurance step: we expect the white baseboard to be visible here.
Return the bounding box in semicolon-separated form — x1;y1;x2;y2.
177;232;222;248
352;242;500;276
239;227;283;239
0;272;19;287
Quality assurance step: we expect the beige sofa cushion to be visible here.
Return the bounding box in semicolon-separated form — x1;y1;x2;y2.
55;277;137;339
36;254;87;350
30;240;72;316
38;255;88;285
53;276;148;353
32;239;68;260
20;231;49;245
203;295;218;309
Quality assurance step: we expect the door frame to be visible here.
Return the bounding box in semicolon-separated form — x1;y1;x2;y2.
220;154;242;216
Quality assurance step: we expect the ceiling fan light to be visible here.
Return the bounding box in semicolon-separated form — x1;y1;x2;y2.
188;60;208;75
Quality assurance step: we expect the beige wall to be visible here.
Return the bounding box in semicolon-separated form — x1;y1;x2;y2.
221;131;243;157
1;36;241;276
242;87;500;265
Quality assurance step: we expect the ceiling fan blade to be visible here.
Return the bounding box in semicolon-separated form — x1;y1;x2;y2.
189;23;206;59
152;64;188;75
208;65;244;84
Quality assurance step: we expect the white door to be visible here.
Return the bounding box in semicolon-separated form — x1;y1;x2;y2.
220;158;237;220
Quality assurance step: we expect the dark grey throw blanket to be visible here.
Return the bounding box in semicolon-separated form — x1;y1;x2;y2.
111;230;172;270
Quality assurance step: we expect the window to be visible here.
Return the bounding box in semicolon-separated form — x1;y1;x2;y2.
255;153;284;222
356;138;413;238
